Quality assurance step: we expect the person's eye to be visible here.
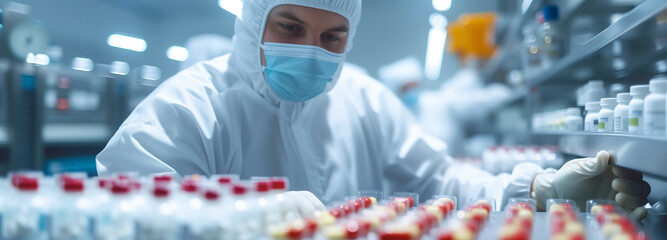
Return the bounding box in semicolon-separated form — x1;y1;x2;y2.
323;33;340;42
279;23;301;32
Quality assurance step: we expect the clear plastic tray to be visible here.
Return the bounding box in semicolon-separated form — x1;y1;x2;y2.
391;192;419;208
467;198;496;212
547;199;584;239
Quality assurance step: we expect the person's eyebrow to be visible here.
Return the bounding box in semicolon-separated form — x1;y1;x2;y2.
326;25;349;33
276;11;306;25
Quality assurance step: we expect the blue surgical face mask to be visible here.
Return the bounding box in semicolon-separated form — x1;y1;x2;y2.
261;42;344;102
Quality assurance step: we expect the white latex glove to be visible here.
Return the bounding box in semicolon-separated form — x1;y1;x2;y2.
284;191;326;218
532;151;650;220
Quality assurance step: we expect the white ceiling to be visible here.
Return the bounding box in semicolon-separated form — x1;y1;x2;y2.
94;0;222;19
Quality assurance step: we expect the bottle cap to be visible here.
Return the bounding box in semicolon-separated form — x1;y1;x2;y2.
630;85;649;97
16;176;39;191
63;179;84;192
205;190;220;200
217;176;233;185
649;78;667;93
153;175;172;183
600;98;617;107
616;93;631;104
270;177;287;190
181;179;199;193
585;101;601;111
255;181;270;193
111;181;131;194
153;186;170;198
542;5;559;21
567;108;580;116
233;184;248;195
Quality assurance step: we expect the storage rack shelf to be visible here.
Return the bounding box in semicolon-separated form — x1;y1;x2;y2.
487;0;667;90
527;0;667;87
489;0;667;189
532;131;667;180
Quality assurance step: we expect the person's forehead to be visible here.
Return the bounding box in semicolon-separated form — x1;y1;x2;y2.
270;4;349;27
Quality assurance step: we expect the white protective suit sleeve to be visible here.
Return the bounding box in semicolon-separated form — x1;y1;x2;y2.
439;162;550;210
371;77;546;210
96;62;223;178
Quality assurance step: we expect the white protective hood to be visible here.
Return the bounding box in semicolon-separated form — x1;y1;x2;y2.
227;0;362;110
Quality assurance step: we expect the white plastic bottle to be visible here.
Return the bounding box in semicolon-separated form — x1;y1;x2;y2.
229;183;261;240
565;107;583;131
644;77;667;135
95;180;137;240
51;177;93;240
269;177;299;222
190;189;231;240
521;26;541;79
598;98;617;132
3;175;50;240
211;174;239;196
629;85;650;134
585;80;606;103
614;93;631;133
584;101;601;132
540;4;561;68
137;185;179;240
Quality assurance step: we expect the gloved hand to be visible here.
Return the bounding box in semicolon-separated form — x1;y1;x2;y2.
284;191;326;218
531;151;651;220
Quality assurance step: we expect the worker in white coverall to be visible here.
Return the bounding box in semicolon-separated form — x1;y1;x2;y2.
96;0;650;218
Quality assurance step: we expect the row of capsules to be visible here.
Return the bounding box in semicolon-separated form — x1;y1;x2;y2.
498;198;537;240
436;199;495;240
586;200;649;240
268;191;458;240
547;199;586;240
546;199;650;240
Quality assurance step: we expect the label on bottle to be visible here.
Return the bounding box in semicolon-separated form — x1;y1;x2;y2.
585;118;599;132
527;45;541;65
544;37;560;58
644;110;666;135
614;116;628;132
629;110;642;133
599;117;613;132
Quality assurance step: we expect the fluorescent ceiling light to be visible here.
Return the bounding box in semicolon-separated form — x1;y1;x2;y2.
167;46;189;62
34;54;50;66
26;53;35;64
219;0;243;17
432;0;452;11
72;57;94;72
141;65;161;81
429;13;448;28
107;34;147;52
111;61;130;76
425;14;448;80
522;0;533;13
424;29;447;80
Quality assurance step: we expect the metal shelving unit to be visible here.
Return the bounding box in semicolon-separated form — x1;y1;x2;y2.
528;0;667;87
483;0;597;80
489;0;667;86
42;123;111;146
532;131;667;180
490;0;667;203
